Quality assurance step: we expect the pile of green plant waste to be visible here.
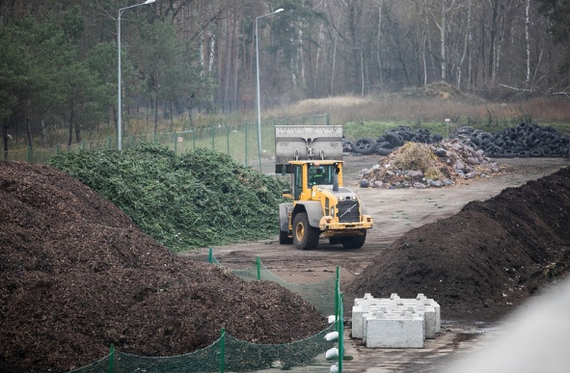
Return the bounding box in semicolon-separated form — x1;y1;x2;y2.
49;143;287;252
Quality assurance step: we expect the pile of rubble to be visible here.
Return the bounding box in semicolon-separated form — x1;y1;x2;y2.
359;141;503;189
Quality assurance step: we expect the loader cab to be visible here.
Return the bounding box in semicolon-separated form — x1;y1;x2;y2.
288;160;344;201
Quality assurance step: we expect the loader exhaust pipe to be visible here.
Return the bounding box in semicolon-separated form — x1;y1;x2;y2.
333;166;340;192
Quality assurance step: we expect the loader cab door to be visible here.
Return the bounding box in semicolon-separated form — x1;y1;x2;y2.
293;165;303;200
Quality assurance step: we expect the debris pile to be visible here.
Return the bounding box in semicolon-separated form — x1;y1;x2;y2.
359;141;503;189
0;161;327;373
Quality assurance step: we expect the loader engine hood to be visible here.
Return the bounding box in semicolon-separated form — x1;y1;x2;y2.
314;185;369;219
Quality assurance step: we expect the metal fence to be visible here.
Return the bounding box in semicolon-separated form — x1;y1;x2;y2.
4;114;330;171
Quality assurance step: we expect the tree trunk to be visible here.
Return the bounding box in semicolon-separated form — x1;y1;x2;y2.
458;0;472;90
525;0;531;87
2;119;8;161
66;112;73;147
153;90;158;133
26;102;32;149
40;118;47;147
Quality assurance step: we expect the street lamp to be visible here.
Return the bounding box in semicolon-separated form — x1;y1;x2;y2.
117;0;156;150
255;8;284;171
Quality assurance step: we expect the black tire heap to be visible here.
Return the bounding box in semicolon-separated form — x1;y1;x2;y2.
346;126;443;156
451;122;570;158
346;123;570;158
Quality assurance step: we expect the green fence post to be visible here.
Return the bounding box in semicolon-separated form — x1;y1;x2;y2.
27;145;31;162
108;344;114;373
208;248;213;263
226;125;230;155
220;328;226;373
174;131;178;155
107;137;111;149
192;130;196;150
211;126;215;150
339;293;344;373
257;257;261;280
153;132;157;143
327;113;330;125
335;266;340;321
131;135;135;148
56;144;60;156
245;124;248;167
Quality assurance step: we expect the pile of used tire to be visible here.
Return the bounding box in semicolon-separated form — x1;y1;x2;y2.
451;122;570;158
346;126;443;156
346;122;570;158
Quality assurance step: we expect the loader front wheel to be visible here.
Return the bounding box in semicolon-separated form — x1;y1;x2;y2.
293;213;320;250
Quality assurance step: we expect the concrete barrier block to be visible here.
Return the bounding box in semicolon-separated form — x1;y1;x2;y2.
352;293;441;345
365;311;424;348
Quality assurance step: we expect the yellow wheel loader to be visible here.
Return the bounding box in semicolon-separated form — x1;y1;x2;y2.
275;125;373;250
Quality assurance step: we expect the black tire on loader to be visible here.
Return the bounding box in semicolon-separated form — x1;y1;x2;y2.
341;231;367;249
329;236;342;245
292;212;320;250
279;229;293;244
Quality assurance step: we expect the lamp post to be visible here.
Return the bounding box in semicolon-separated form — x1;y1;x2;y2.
255;8;284;171
117;0;156;150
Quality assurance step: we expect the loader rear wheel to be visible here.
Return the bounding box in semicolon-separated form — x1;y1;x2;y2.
293;212;320;250
341;231;367;249
279;229;293;244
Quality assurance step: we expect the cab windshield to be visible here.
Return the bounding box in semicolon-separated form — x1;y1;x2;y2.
308;164;335;186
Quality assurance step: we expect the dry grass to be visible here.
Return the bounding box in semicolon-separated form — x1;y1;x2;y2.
268;94;570;127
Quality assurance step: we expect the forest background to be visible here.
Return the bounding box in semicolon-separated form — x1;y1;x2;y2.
1;0;570;158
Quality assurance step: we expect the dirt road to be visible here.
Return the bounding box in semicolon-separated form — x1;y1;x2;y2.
183;155;568;284
181;155;569;372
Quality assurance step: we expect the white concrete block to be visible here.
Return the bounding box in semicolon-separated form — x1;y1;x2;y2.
365;311;424;348
351;293;441;346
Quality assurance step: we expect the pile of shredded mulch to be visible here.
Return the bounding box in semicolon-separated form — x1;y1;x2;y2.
360;140;504;189
347;166;570;322
0;162;327;373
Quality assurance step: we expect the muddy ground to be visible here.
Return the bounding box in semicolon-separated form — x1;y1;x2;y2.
187;155;568;287
182;154;570;372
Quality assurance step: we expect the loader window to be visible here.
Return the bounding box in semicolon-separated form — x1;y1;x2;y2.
293;165;303;199
308;164;333;186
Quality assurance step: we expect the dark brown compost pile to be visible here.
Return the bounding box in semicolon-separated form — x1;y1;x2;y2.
0;161;327;373
347;166;570;322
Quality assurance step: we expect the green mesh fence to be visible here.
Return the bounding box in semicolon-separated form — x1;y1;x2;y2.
223;326;336;372
70;325;338;373
69;354;111;373
4;114;330;168
231;263;337;317
113;338;223;373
